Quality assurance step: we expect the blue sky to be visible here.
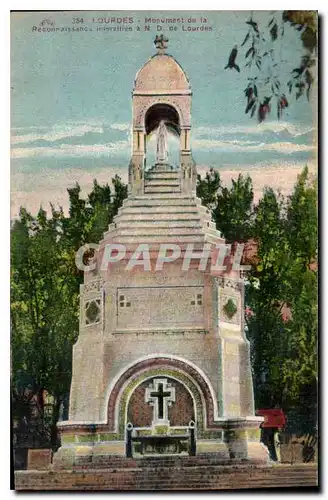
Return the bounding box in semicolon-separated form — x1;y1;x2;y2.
10;10;317;215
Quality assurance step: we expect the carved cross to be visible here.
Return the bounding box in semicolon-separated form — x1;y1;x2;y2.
145;378;175;424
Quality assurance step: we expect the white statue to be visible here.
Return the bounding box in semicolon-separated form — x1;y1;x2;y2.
156;120;168;164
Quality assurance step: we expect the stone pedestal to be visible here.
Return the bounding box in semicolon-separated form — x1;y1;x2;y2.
27;449;52;470
53;415;269;469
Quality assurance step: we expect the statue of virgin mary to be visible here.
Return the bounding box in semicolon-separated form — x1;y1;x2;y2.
156;120;168;164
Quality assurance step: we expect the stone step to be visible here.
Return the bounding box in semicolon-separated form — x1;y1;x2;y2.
125;196;195;205
78;454;247;468
113;227;204;237
133;192;199;200
113;217;217;232
99;240;209;252
123;199;198;209
15;464;318;490
111;234;207;244
104;226;222;244
205;227;222;238
116;212;201;222
206;221;217;231
145;172;180;180
116;220;202;229
104;227;222;246
119;206;200;214
147;163;176;172
144;186;181;194
144;180;181;187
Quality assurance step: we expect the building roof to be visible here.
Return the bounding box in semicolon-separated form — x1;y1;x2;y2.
134;54;190;94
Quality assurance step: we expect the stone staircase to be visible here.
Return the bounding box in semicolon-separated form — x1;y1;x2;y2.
15;456;318;490
101;164;222;247
144;165;181;194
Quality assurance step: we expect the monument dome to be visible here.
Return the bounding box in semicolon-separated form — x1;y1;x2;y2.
134;53;190;93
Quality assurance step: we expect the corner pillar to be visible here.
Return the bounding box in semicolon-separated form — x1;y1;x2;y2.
129;126;146;195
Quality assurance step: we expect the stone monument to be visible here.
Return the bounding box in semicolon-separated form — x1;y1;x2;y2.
53;37;269;467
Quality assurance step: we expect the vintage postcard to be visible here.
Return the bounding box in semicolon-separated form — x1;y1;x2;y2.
11;10;318;491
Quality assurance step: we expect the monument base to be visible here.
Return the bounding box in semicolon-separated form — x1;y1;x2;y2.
15;461;318;490
52;417;270;469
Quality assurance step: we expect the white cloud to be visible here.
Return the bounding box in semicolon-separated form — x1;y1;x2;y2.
259;142;315;154
12;137;314;159
192;139;315;154
111;123;130;131
11;123;105;145
193;121;315;139
11;121;131;146
11;141;130;159
11;120;315;160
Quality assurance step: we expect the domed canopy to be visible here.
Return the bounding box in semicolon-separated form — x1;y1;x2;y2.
134;54;190;93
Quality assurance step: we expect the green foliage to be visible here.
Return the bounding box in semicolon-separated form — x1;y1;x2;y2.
286;166;317;266
11;175;128;446
198;166;318;432
228;11;317;121
196;168;221;208
196;170;254;243
213;174;254;243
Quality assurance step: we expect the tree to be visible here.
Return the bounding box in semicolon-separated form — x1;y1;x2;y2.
196;167;221;209
227;11;317;122
11;176;128;448
282;167;318;433
196;166;318;431
11;205;79;447
286;166;317;267
213;174;254;243
197;170;254;243
245;187;290;407
245;167;317;434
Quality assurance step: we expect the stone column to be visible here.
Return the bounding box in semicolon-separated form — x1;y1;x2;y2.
129;126;145;195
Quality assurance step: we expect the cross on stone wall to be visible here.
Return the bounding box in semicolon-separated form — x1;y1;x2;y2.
145;378;175;425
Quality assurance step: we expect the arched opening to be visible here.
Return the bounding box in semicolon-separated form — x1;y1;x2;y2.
144;104;180;169
105;356;220;436
145;104;180;136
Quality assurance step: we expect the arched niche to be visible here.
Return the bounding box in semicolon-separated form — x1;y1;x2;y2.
144;103;180;137
144;103;181;168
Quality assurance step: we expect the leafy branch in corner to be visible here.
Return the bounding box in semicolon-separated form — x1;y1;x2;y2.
224;11;317;122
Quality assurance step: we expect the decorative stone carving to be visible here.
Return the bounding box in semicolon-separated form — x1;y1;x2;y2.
85;298;101;326
220;292;240;325
145;378;175;425
154;271;168;285
217;277;243;291
84;279;105;294
223;298;238;319
134;95;191;129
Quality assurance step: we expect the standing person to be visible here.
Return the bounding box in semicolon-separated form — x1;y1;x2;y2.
273;427;282;462
260;426;281;462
